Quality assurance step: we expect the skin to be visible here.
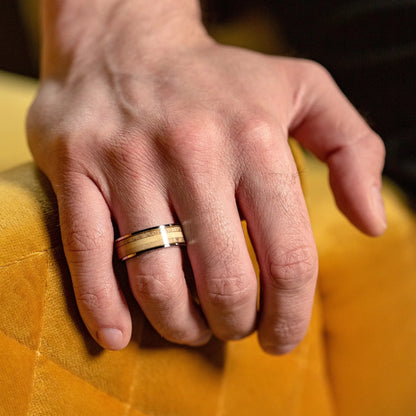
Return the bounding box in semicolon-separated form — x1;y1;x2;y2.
27;0;386;354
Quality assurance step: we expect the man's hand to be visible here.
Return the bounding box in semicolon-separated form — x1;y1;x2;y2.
27;0;386;353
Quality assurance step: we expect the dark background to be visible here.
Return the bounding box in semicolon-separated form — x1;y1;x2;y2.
1;1;415;205
0;1;38;77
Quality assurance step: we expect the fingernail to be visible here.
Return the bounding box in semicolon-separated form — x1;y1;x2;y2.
97;328;124;350
372;186;387;231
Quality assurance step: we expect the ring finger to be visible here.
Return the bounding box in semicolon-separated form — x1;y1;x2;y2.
113;184;211;346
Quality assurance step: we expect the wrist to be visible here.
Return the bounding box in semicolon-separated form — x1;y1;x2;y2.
40;0;210;78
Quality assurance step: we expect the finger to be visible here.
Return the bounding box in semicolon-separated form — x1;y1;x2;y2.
238;134;318;355
56;174;131;350
113;181;211;347
287;59;387;236
172;174;258;341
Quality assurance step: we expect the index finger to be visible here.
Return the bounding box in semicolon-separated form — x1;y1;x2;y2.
287;59;387;236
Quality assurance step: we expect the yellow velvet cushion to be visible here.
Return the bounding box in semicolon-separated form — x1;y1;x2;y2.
0;169;333;416
0;73;334;415
2;71;416;416
308;158;416;416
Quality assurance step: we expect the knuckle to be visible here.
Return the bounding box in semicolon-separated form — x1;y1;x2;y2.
204;273;256;309
45;129;95;179
162;118;225;177
268;245;318;291
51;133;84;171
341;130;386;174
366;132;386;160
201;235;257;310
238;115;276;153
64;225;107;255
131;271;184;308
76;282;114;313
131;270;205;345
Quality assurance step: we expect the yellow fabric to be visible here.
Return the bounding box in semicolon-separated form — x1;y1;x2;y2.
2;72;416;415
6;7;416;414
307;158;416;416
0;72;333;415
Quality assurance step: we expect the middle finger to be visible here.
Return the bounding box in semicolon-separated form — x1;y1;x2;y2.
173;177;258;341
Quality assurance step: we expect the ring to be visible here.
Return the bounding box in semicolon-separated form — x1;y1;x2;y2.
115;224;186;261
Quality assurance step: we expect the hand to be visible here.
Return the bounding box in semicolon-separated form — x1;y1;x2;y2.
27;0;386;354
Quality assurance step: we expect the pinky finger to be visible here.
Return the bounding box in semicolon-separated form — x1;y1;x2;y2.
56;174;132;350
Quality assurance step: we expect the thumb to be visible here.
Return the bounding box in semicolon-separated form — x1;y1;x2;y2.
287;60;387;236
